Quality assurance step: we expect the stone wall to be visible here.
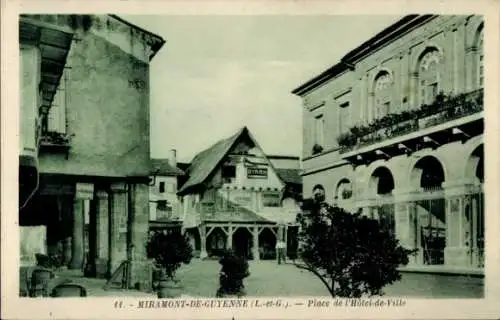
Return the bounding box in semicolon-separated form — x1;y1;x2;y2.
38;25;151;178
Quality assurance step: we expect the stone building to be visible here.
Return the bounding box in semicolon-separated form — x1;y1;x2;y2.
19;14;165;288
292;15;484;270
176;127;302;260
149;152;185;230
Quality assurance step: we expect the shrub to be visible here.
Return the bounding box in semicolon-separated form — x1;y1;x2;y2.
147;230;193;280
296;201;417;297
216;250;250;297
312;144;324;155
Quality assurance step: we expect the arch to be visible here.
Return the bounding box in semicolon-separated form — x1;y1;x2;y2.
368;166;395;196
371;69;394;119
464;144;484;184
335;178;353;201
416;46;444;106
370;68;394;92
409;155;446;190
412;44;444;73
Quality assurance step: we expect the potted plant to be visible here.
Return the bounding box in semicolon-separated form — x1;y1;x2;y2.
312;144;323;155
146;230;193;298
216;250;250;298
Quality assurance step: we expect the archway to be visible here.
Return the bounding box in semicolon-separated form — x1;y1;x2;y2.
335;179;353;202
232;227;253;259
409;155;445;191
259;228;277;260
206;227;227;257
410;155;446;265
368;167;395;232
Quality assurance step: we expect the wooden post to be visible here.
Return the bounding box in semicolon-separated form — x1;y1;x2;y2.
252;226;260;261
199;225;207;259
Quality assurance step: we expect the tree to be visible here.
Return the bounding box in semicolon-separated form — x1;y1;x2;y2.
216;250;250;297
296;200;416;297
147;230;193;280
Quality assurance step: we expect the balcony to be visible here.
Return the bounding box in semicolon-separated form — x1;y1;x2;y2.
338;89;483;165
39;131;72;155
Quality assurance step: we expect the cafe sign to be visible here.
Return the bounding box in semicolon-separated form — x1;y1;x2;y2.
247;167;268;179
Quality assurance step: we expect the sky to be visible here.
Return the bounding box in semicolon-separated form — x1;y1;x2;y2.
122;15;402;163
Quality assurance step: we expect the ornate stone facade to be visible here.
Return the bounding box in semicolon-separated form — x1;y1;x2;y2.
292;15;484;270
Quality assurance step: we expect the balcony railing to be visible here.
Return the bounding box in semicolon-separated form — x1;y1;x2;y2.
39;131;71;148
338;89;483;153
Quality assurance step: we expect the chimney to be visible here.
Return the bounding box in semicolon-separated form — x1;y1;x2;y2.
168;149;177;168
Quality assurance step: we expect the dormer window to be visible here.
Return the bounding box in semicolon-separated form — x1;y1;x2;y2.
222;165;236;182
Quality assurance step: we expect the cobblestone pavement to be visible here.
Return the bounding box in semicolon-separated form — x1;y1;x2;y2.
175;259;484;298
24;259;483;298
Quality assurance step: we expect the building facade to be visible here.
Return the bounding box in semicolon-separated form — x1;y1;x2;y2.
292;15;484;269
19;14;165;288
149;152;185;229
175;127;302;260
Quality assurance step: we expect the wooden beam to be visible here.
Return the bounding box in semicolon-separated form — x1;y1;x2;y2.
205;226;216;238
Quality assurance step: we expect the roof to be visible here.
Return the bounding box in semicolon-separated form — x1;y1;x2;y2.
267;155;300;160
291;15;437;96
275;168;302;185
178;126;285;195
177;128;244;195
150;159;184;176
108;15;165;60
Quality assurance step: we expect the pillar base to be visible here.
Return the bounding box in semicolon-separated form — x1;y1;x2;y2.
129;259;153;291
445;247;471;267
95;258;109;279
199;250;208;259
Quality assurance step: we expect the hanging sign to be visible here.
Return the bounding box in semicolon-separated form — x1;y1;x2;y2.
247;167;268;179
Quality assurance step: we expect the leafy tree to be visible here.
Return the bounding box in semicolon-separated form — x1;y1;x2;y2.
147;230;193;280
216;250;250;297
296;199;416;297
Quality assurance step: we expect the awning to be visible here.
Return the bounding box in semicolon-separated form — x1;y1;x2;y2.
19;17;74;111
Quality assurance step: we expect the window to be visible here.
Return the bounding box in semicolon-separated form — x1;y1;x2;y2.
47;69;68;134
373;71;393;119
419;49;442;105
314;114;324;146
477;27;484;88
159;181;165;193
222;165;236;179
338;102;350;135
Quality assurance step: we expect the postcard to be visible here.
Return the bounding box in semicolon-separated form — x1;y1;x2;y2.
2;0;500;319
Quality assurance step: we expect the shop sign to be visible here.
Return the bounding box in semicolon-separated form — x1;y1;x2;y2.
247;167;268;179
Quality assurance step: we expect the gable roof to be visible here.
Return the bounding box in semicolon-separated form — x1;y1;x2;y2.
177;127;246;195
150;158;184;176
177;126;283;195
275;168;302;185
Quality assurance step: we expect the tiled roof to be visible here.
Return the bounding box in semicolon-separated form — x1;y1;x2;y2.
177;127;248;195
275;168;302;185
150;158;185;176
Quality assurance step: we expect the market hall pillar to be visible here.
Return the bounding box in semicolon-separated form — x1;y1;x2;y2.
69;183;94;270
199;225;208;259
252;226;260;261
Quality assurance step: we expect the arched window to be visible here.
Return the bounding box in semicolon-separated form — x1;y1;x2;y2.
418;49;442;105
476;27;484;88
373;71;393;119
335;179;352;201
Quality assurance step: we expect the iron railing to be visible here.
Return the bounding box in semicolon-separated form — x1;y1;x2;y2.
339;89;484;153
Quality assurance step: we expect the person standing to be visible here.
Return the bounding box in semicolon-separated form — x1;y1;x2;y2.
276;239;286;265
